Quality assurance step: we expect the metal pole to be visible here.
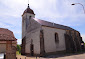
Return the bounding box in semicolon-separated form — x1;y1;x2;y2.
72;3;85;14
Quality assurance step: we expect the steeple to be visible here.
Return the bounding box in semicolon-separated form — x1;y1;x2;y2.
22;3;35;16
28;4;29;8
28;0;29;8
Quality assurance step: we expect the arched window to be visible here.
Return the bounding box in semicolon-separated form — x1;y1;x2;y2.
29;16;31;19
55;33;59;43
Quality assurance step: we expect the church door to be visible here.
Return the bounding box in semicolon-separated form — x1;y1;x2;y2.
30;44;34;56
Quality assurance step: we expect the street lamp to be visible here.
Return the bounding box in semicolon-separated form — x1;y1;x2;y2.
71;3;85;14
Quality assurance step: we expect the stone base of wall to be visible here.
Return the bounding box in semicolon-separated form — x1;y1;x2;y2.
24;53;40;57
24;50;66;57
44;50;66;56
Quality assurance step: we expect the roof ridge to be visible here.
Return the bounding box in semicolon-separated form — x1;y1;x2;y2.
33;18;75;31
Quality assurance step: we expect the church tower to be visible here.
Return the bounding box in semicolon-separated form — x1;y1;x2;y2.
21;4;35;55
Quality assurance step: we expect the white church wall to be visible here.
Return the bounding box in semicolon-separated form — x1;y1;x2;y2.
22;12;42;55
22;14;26;39
25;28;41;54
22;13;35;39
42;26;66;53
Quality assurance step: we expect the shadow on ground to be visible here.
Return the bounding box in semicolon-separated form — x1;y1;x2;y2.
41;52;85;58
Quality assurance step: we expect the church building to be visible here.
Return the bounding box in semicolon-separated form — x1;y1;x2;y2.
21;4;84;56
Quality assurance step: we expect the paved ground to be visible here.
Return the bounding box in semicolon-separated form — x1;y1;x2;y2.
16;53;85;59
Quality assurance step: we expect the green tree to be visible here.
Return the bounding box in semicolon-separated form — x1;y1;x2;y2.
17;44;21;53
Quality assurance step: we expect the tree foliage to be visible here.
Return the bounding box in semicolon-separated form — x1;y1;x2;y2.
17;44;21;53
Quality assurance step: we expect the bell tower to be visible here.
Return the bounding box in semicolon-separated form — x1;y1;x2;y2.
22;4;35;38
21;4;35;55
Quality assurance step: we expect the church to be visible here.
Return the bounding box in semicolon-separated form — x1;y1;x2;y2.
21;4;84;56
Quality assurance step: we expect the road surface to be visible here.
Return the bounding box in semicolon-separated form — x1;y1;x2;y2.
16;53;85;59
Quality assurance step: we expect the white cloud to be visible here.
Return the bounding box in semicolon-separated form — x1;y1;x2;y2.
17;39;22;44
0;22;13;28
0;0;85;24
29;0;85;25
81;34;85;42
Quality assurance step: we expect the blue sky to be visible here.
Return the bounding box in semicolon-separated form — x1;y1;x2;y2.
0;0;85;44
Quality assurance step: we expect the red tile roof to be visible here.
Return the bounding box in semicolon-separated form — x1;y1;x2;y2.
0;28;17;41
22;7;35;16
33;18;76;31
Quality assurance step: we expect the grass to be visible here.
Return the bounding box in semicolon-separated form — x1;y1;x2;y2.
16;51;21;55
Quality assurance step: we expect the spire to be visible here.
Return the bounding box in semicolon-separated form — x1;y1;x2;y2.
22;0;35;15
28;4;29;8
28;0;29;8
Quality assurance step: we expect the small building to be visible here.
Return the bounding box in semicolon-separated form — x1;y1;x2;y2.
21;5;84;56
0;28;17;59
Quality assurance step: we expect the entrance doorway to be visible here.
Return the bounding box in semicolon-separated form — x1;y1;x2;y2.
30;44;34;56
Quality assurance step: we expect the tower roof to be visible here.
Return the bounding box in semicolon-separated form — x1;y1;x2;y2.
22;4;35;15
